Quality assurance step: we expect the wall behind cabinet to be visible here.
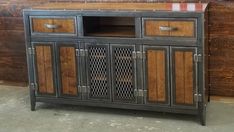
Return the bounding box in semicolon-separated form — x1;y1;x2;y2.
0;0;234;96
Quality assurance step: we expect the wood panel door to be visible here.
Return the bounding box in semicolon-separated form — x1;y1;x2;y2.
143;46;169;105
33;43;56;96
57;44;80;98
171;47;197;108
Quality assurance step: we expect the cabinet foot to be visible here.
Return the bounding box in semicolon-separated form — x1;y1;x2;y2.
31;101;36;111
199;105;206;126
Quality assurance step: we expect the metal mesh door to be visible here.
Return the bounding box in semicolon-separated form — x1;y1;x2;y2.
87;45;110;100
112;46;136;102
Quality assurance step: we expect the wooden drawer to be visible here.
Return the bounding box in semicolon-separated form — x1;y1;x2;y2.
143;19;196;38
30;17;77;35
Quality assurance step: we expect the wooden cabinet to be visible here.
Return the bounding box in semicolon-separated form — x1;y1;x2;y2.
24;2;208;125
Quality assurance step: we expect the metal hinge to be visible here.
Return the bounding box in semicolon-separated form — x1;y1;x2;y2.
194;54;202;62
133;51;145;59
136;51;142;59
194;93;202;102
134;89;147;97
132;51;137;59
28;47;35;55
79;85;89;94
30;83;38;91
79;49;87;57
75;49;79;56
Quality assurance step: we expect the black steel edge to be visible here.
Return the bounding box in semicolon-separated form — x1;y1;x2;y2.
30;37;198;46
36;97;198;115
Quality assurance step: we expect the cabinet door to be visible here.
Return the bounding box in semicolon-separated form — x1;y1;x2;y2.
143;46;169;105
33;43;56;96
111;45;137;103
85;44;111;101
57;44;80;97
171;47;197;108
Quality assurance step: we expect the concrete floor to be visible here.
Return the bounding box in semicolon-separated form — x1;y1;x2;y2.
0;85;234;132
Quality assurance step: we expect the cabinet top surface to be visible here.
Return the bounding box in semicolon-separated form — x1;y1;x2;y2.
30;2;208;12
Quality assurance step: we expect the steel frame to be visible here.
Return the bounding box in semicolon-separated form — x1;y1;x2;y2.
23;9;207;125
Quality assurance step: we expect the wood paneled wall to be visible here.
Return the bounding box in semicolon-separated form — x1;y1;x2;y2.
0;0;234;96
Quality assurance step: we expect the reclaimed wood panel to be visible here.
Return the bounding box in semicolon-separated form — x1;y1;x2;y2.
144;20;194;37
59;46;77;95
35;45;54;94
147;49;166;103
53;18;76;33
174;50;194;105
145;20;170;36
170;21;194;37
32;18;54;33
32;18;75;33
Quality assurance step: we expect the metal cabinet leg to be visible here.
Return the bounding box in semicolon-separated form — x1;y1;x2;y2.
30;89;36;111
199;104;206;126
31;100;36;111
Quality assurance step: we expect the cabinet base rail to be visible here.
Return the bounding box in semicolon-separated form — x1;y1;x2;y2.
32;97;207;125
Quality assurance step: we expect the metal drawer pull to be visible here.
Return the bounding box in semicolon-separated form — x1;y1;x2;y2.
159;26;177;31
44;23;59;29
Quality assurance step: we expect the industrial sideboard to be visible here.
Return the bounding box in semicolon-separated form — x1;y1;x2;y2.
23;2;209;125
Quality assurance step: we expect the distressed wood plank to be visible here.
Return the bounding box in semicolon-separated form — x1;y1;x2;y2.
60;46;77;95
35;46;47;93
43;46;54;94
147;50;157;102
184;51;194;104
175;51;185;104
156;50;166;102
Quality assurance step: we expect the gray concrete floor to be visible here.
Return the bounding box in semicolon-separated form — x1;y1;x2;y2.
0;85;234;132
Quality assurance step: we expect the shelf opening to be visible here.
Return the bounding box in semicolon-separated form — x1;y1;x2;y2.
83;17;135;37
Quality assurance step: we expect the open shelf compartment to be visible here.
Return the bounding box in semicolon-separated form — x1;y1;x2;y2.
83;17;136;38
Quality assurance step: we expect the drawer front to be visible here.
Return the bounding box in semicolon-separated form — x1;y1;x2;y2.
144;19;196;38
30;17;77;35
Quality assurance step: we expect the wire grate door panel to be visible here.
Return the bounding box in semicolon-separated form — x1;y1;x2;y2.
112;46;135;102
87;45;110;100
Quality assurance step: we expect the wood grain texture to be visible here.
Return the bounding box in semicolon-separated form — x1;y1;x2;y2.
147;49;166;103
144;20;194;37
32;18;75;33
32;3;171;11
174;50;194;105
35;45;54;94
32;18;54;33
59;46;77;95
145;20;169;36
169;21;194;37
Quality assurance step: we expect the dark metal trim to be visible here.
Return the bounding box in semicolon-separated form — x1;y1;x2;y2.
36;97;198;115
